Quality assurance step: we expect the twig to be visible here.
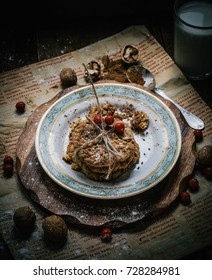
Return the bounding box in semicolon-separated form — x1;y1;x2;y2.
83;63;101;108
72;64;124;180
83;62;106;132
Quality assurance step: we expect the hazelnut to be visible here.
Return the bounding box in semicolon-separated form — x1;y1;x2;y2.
13;206;36;234
197;145;212;166
60;68;77;87
42;215;68;246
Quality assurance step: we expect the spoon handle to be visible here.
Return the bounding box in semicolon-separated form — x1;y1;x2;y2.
153;87;205;130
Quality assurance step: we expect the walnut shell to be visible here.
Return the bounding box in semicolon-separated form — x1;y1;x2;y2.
13;206;36;233
42;215;68;246
197;145;212;166
60;68;77;87
84;60;101;82
121;45;139;64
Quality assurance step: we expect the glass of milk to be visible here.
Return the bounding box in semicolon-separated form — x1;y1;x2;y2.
174;0;212;80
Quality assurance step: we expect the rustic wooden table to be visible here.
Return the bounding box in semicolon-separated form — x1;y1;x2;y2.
0;1;212;259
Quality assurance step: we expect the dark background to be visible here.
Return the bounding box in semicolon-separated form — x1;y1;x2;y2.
1;0;211;107
0;0;175;72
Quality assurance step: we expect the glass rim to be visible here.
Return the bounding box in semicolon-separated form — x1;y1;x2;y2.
174;0;212;29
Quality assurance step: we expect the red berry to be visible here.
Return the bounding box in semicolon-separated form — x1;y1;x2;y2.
193;129;203;142
16;101;26;114
114;122;125;134
202;166;212;179
93;115;103;125
3;155;14;165
105;115;114;125
180;191;191;205
100;227;112;242
3;163;14;177
187;178;199;192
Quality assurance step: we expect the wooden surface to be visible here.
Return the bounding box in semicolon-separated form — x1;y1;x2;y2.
1;1;212;259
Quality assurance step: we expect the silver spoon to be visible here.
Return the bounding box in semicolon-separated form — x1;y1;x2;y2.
126;65;205;130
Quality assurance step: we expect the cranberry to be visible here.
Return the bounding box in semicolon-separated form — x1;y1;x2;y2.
3;155;14;165
193;129;203;142
93;115;103;125
16;101;26;114
187;178;199;192
3;163;13;177
114;122;125;134
105;115;114;125
100;227;112;242
202;166;212;179
180;191;191;205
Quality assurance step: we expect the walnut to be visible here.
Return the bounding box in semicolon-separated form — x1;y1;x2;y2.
42;215;68;247
121;45;139;64
13;206;36;234
84;60;101;82
60;68;77;87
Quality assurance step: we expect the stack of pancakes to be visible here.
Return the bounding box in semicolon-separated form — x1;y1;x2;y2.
64;119;140;181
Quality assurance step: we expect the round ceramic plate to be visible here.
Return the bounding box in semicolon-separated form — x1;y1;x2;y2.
35;83;182;199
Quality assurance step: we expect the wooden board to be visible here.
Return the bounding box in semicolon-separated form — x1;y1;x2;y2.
16;81;196;228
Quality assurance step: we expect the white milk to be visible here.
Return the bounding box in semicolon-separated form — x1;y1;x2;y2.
174;1;212;79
